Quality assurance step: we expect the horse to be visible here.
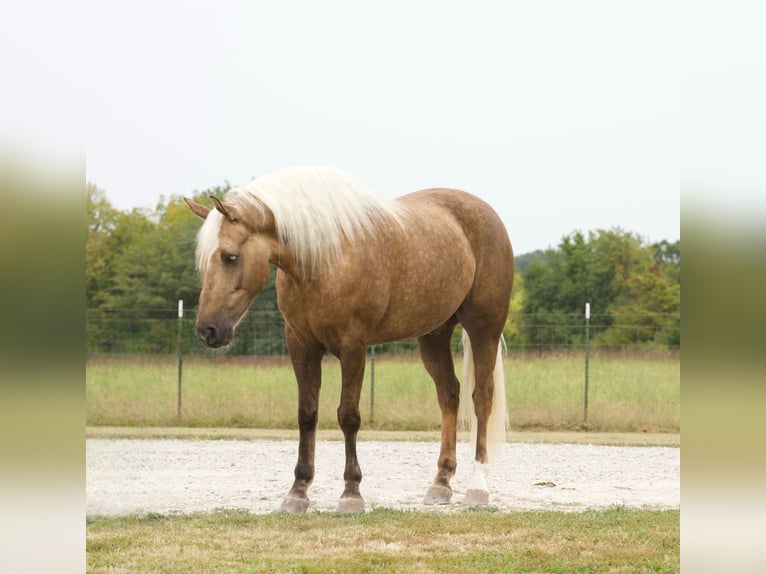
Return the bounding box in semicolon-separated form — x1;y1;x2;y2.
184;166;514;513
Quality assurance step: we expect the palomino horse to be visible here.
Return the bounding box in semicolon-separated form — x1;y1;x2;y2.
185;166;513;513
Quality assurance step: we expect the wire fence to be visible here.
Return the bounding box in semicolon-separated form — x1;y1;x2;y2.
85;308;680;357
86;307;680;429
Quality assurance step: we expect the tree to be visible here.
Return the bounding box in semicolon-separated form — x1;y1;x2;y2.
503;271;524;347
102;195;207;310
94;194;213;352
652;239;681;284
86;183;120;307
519;228;680;350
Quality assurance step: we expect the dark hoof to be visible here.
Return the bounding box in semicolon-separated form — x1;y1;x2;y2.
464;489;489;506
336;496;365;514
423;484;452;505
279;496;310;513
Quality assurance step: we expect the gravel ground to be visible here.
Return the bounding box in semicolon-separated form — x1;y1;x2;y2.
86;438;679;516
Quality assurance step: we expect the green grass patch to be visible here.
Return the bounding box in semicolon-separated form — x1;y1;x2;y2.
86;352;679;433
86;507;679;573
507;353;680;432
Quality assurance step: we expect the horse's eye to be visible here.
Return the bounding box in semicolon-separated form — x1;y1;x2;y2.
222;253;239;266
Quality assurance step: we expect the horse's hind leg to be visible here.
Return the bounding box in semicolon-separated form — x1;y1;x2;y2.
280;326;324;513
460;324;505;507
418;319;460;505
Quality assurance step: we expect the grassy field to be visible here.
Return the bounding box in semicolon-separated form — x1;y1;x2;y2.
86;507;679;573
86;352;679;433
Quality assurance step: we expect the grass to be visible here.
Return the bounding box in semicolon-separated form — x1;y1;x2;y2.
86;507;680;573
506;353;680;432
86;352;680;433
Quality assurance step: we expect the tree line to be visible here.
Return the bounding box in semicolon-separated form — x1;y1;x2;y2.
86;182;680;354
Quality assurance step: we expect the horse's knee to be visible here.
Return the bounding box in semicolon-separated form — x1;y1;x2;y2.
298;407;318;431
337;405;361;433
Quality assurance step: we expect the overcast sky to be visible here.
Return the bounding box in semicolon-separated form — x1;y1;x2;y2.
83;0;680;255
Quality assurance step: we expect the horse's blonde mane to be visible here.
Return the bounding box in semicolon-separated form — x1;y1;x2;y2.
196;166;404;275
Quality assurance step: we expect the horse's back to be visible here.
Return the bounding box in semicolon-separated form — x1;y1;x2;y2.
398;187;513;277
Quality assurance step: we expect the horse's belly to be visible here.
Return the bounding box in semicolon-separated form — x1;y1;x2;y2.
368;313;455;344
368;280;468;343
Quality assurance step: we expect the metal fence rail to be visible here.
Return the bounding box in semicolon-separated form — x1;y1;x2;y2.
86;308;680;356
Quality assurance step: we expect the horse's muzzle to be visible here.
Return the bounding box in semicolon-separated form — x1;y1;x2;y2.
196;321;233;348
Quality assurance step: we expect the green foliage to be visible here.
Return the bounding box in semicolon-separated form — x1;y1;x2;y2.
86;183;119;308
513;249;544;273
503;271;524;346
518;229;680;350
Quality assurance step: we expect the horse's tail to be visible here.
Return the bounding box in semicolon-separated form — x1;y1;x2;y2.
459;330;509;462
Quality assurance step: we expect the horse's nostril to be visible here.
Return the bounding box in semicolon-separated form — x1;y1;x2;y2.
198;325;218;345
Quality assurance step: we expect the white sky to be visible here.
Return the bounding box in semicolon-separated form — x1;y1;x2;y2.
90;2;681;253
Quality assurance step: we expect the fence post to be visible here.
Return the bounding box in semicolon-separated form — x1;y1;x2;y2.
369;345;376;426
177;299;183;419
583;302;590;423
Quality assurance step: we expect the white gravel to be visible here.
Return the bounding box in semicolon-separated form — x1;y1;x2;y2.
86;438;679;516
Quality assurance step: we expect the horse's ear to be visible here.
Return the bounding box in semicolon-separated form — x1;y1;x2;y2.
210;196;238;223
183;197;210;220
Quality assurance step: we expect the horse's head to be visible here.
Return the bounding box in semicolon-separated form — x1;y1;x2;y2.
184;196;275;348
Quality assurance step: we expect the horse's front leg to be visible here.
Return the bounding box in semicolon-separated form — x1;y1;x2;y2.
280;327;324;513
336;342;367;513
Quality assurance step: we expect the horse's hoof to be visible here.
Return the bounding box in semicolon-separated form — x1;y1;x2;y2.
279;496;310;513
423;484;452;505
464;489;489;506
336;496;365;514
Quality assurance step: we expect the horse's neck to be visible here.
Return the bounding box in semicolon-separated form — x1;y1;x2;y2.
269;241;302;279
272;216;405;288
